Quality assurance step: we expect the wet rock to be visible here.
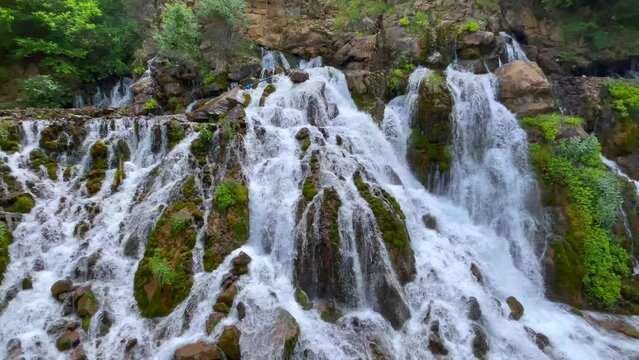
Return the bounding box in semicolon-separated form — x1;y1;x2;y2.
295;288;312;310
506;296;525;320
77;290;99;318
51;279;73;301
70;346;87;360
422;214;437;230
21;276;32;290
236;302;246;320
524;326;551;351
33;257;45;271
217;283;238;305
470;263;484;284
6;338;23;359
56;331;80;351
290;70;310;84
213;302;231;314
217;325;241;360
97;311;113;336
295;127;310;140
260;84;276;106
495;60;555;118
319;305;342;324
173;341;222;360
428;334;449;355
66;321;79;331
471;324;489;360
273;309;301;360
206;312;225;334
125;338;138;352
231;252;252;276
123;236;139;258
467;296;482;321
187;87;244;122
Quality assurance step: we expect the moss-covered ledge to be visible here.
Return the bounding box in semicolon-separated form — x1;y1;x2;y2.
85;141;109;195
353;173;416;284
203;178;250;272
133;177;202;318
0;222;13;284
521;113;638;313
406;71;452;192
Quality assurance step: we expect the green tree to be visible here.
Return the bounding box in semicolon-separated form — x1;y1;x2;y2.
197;0;248;30
22;75;67;107
155;2;202;64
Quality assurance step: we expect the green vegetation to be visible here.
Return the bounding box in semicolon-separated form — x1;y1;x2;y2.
399;11;429;36
29;150;58;180
353;174;409;249
85;141;108;195
0;123;19;152
389;52;416;94
214;180;248;210
21;76;66;108
524;114;631;308
6;194;35;213
0;0;144;94
334;0;389;33
167;120;186;150
0;222;12;284
606;81;639;121
458;20;480;33
520;113;583;141
197;0;248;30
302;155;320;202
144;98;159;111
149;252;177;286
155;2;202;64
171;215;191;233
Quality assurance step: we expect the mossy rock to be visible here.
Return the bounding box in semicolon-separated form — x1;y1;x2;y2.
85;141;109;195
294;288;312;310
302;154;320;202
203;179;250;272
111;140;130;192
406;71;452;191
134;180;200;318
29;150;58;180
354;173;416;284
217;325;241;360
260;84;276;106
77;290;99;318
167;120;186;150
38;123;85;155
0;222;13;284
0;122;19;153
5;193;35;213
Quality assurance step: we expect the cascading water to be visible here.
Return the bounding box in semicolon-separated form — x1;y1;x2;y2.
498;32;529;63
75;78;134;109
1;59;639;360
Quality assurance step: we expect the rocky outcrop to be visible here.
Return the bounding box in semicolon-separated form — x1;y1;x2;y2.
495;60;555;118
186;88;245;123
173;342;222;360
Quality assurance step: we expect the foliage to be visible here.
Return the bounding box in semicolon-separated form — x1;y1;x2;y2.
399;17;410;27
606;81;639;121
133;66;146;76
167;120;186;150
1;0;144;84
529;131;630;308
0;222;12;284
6;194;35;213
399;11;429;36
144;98;158;111
197;0;248;30
334;0;389;33
458;20;479;33
21;75;67;108
199;127;214;142
155;2;202;64
171;216;191;233
214;180;248;210
149;252;176;286
389;52;416;93
520;113;583;141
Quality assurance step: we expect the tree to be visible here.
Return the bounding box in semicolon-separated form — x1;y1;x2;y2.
155;2;202;64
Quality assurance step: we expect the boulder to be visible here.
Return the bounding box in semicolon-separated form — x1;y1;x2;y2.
217;325;241;360
290;70;310;84
506;296;525;320
495;60;555;118
273;309;301;360
217;284;238;306
236;302;246;320
55;331;80;351
470;263;484;284
173;342;222;360
472;324;489;360
206;312;225;334
524;326;551;351
70;346;87;360
294;288;312;310
187;88;244;122
51;279;73;301
467;296;482;321
77;290;99;318
428;334;449;355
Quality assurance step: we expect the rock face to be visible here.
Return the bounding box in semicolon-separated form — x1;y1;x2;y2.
187;88;245;122
495;60;555;118
217;325;241;360
173;342;222;360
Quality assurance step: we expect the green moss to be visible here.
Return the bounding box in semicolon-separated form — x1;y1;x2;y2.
520;113;584;142
82;316;91;332
167;120;186;150
353;174;409;249
86;141;108;195
0;123;19;153
458;20;480;33
294;288;312;310
0;222;12;284
528;133;631;308
214;180;248;210
606;81;639;121
301;137;311;152
352;93;375;113
6;194;35;213
29;150;58;180
144;98;159;111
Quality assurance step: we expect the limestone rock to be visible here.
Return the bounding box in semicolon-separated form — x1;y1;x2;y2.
495;60;555;118
51;279;73;301
187;88;244;122
173;341;222;360
290;70;310;84
506;296;525;320
217;325;241;360
273;309;301;360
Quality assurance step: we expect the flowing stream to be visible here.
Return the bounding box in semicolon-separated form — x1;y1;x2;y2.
1;58;639;359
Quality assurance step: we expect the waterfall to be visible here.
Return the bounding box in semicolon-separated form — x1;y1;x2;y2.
1;61;639;359
75;78;134;109
260;49;291;79
498;32;529;63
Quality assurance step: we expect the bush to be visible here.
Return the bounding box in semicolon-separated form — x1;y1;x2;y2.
520;113;583;142
155;2;202;63
607;81;639;121
197;0;249;30
214;180;248;210
458;20;480;33
149;252;176;286
22;75;67;108
171;216;191;233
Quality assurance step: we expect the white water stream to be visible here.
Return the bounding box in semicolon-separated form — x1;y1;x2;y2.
1;60;638;359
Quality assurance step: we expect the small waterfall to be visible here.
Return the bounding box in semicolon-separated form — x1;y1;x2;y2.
300;57;323;69
260;49;291;79
76;78;134;109
498;32;529;63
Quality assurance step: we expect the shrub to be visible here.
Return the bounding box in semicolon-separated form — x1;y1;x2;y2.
458;20;480;33
155;2;202;63
171;216;191;233
149;252;176;286
197;0;249;30
607;81;639;121
214;180;248;210
144;98;158;111
22;75;67;108
399;17;410;27
520;113;583;142
200;127;214;142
